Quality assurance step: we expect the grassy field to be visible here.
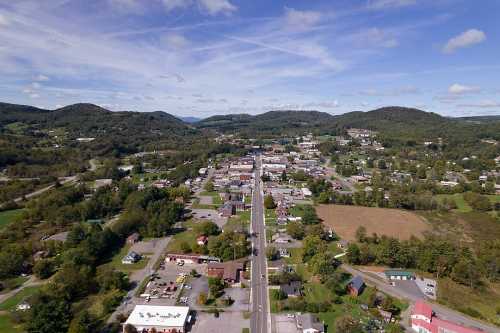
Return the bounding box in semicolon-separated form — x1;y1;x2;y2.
102;244;149;273
0;286;41;311
224;210;251;232
0;314;24;333
317;204;430;241
199;191;223;205
0;209;25;230
166;220;199;253
265;209;276;224
435;194;472;212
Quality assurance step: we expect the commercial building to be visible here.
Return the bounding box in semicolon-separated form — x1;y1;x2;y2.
123;305;190;333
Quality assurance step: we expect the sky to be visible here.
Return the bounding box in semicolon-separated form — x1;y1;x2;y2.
0;0;499;118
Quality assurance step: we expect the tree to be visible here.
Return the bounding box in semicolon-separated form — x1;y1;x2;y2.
335;315;363;333
286;221;305;240
355;226;367;243
264;195;276;209
123;324;138;333
194;221;220;236
197;292;208;305
266;246;279;261
346;243;361;265
68;310;99;333
204;180;214;192
302;235;327;262
302;205;320;225
33;259;56;280
27;293;71;333
208;277;225;298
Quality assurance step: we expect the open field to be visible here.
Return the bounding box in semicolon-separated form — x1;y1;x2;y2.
0;286;41;311
0;209;25;230
0;314;24;333
435;194;472;212
317;204;430;241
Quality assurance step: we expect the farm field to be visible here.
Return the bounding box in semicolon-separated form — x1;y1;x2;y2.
316;204;430;241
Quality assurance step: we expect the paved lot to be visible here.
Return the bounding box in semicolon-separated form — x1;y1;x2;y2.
131;238;161;254
393;280;426;299
191;208;227;228
199;195;213;205
415;277;437;300
224;287;250;312
190;312;249;333
274;314;298;333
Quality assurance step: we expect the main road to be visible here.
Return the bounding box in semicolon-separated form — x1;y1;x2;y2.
250;155;270;333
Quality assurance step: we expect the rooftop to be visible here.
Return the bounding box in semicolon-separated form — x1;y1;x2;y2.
125;305;189;327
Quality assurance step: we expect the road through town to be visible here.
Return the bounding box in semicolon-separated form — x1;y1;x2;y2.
250;155;270;333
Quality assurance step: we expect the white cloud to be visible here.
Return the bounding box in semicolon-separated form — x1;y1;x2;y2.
304;100;340;108
162;33;190;49
0;13;9;26
367;0;417;10
162;0;192;12
448;83;481;95
33;74;50;81
458;100;500;108
29;93;40;99
198;0;237;16
284;7;322;30
443;29;486;54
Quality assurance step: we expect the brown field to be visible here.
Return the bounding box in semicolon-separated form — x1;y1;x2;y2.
316;204;430;241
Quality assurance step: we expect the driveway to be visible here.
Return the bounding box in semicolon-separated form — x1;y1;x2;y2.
190;312;249;333
191;209;227;228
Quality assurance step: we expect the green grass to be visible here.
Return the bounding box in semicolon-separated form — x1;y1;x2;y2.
284;248;304;265
103;244;149;273
486;194;500;204
0;276;29;295
0;314;24;333
224;211;251;232
438;278;500;326
199;191;223;205
0;209;25;230
304;282;333;303
435;194;472;212
166;220;199;253
0;286;41;311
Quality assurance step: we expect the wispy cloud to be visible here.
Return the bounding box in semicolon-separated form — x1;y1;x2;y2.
443;29;486;54
458;100;500;108
367;0;417;10
448;83;481;95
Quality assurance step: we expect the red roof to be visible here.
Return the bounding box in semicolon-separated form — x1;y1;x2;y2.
433;317;483;333
414;300;433;319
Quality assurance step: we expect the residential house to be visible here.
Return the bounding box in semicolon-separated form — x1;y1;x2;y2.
196;235;208;246
280;281;302;298
346;275;365;296
122;251;141;264
207;260;245;283
272;233;293;244
219;203;235;217
127;232;140;245
296;313;325;333
278;248;290;258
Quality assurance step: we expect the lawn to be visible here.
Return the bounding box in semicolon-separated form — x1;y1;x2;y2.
166;220;199;253
224;210;251;232
0;276;29;295
199;191;223;205
0;286;41;311
0;209;25;230
0;314;24;333
435;194;472;213
103;244;149;273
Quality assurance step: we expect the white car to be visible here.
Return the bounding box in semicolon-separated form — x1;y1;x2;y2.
287;314;295;319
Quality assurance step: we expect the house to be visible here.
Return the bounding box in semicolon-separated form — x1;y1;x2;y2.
16;301;31;311
218;203;235;217
196;235;208;246
207;260;245;283
123;305;190;333
122;251;141;264
278;248;290;258
379;309;392;323
411;300;483;333
384;270;415;280
337;240;349;250
272;233;293;244
280;281;302;297
296;313;325;333
346;275;365;296
126;232;140;245
301;187;312;197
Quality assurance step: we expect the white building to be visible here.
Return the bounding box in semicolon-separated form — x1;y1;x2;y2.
301;188;312;197
123;305;190;333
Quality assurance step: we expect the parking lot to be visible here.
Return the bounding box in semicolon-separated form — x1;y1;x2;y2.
191;208;228;228
190;311;250;333
274;314;299;333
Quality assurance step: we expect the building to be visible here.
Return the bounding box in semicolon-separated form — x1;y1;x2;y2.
411;300;483;333
280;281;302;297
165;253;221;264
127;232;140;245
196;235;208;246
272;233;293;244
296;313;325;333
207;260;245;283
218;203;235;217
123;305;190;333
384;270;416;280
346;275;365;296
122;251;141;264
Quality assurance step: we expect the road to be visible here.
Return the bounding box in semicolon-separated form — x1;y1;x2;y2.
107;237;171;323
341;264;500;333
324;158;355;194
250;155;270;333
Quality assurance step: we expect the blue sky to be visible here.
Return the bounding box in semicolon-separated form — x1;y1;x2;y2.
0;0;499;117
